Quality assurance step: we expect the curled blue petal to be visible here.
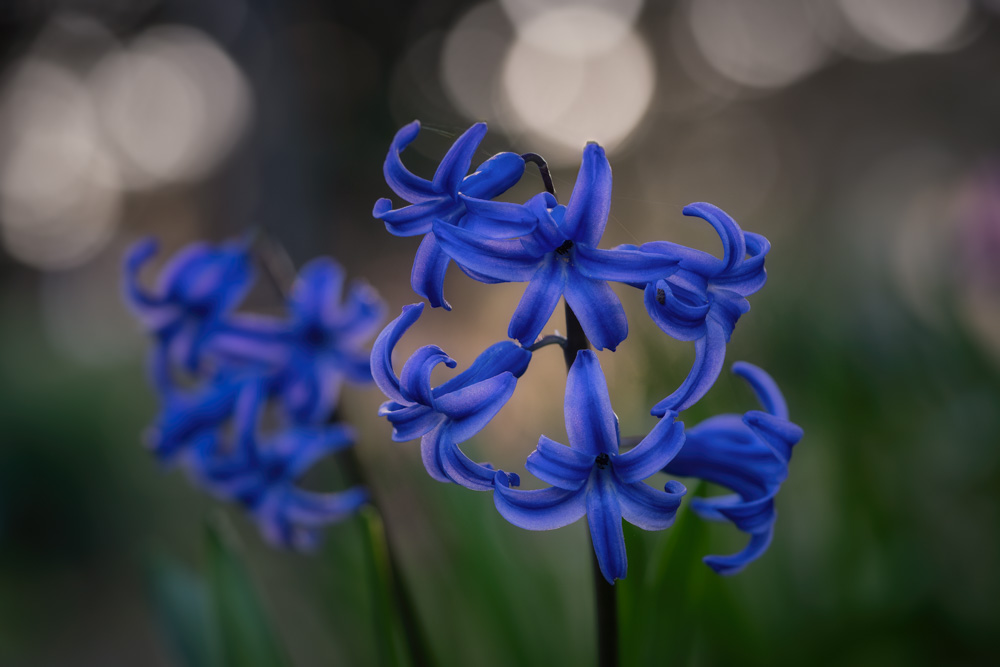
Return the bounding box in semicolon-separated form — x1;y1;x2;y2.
382;120;437;203
493;478;588;531
525;435;595;490
617;478;686;531
613;411;685;483
434;371;518;443
651;319;727;415
459;151;525;200
370;303;425;404
433;122;488;194
562;142;612;247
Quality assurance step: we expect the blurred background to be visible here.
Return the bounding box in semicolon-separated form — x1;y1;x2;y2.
1;0;999;665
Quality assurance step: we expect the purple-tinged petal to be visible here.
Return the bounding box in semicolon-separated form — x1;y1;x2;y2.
613;411;685;483
383;121;437;202
643;278;710;342
651;319;727;415
493;479;588;531
508;259;566;346
587;469;627;584
462;212;537;239
638;241;720;278
284;487;369;526
743;411;803;463
574;244;679;284
371;303;424;403
432;122;488;194
459;193;535;226
376;197;454;237
282;425;356;479
693;494;775;533
434;372;517;443
400;345;456;406
206;314;290;367
434;341;532;396
290;257;345;326
732;361;788;419
703;529;774;576
420;423;455;483
411;233;453;310
381;402;441;442
564;350;619;456
682;202;746;275
123;238;163;313
713;232;769;295
335;280;387;347
563;273;627;351
562;143;612;247
460;151;525;200
433;220;543;283
439;443;497;491
525;435;595;490
618;479;686;530
521;193;565;255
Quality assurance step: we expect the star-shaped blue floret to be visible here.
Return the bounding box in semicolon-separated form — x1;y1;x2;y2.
492;350;687;584
434;143;680;350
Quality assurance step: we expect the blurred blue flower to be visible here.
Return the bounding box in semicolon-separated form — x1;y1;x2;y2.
493;350;687;584
372;121;526;309
267;257;385;423
633;203;770;414
663;362;802;574
371;303;532;490
124;237;254;373
195;381;367;551
434;143;679;350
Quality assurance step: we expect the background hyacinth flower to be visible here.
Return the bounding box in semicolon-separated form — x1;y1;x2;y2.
372;121;526;309
493;350;687;584
124;237;254;374
372;302;532;490
194;381;368;551
634;202;771;414
663;362;803;574
124;236;382;552
273;257;385;423
433;143;680;350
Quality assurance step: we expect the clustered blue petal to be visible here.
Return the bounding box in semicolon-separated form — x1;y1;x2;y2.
125;238;385;550
368;120;803;581
372;302;532;490
372;121;527;310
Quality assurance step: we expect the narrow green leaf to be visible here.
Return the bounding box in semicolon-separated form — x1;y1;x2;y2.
357;507;403;667
146;553;219;667
205;515;290;667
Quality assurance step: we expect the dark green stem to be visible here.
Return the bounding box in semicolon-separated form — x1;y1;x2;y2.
341;448;433;667
562;302;618;667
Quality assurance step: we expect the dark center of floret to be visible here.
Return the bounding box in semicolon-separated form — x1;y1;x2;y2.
595;453;610;469
656;287;666;305
555;240;574;256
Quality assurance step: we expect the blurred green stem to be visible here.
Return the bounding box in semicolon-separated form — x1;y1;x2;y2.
342;447;432;667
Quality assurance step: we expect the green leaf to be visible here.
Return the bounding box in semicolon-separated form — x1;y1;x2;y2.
146;553;219;667
205;515;291;667
619;483;710;666
357;508;403;667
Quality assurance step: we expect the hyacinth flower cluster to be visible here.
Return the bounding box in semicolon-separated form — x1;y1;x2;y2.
373;121;803;583
124;237;385;549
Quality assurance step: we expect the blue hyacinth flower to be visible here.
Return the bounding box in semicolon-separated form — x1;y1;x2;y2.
371;303;532;490
124;238;254;373
372;121;526;310
634;203;770;414
434;143;680;350
663;362;802;574
493;350;687;584
205;257;386;423
196;381;368;551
